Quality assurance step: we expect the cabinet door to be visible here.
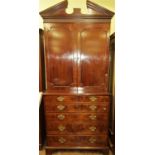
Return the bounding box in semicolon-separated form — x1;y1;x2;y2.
44;23;77;93
78;24;110;93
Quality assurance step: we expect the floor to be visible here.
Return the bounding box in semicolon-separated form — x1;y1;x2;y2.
39;148;113;155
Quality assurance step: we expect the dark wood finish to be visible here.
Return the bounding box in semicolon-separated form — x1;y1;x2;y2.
43;22;111;94
109;33;115;154
78;23;110;92
44;95;110;103
46;135;108;147
39;29;45;92
77;95;110;102
44;102;109;113
39;29;45;150
45;113;108;122
39;96;45;150
44;95;77;103
40;0;114;154
44;23;76;92
46;122;108;135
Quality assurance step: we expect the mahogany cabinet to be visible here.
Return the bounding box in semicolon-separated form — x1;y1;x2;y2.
40;0;114;154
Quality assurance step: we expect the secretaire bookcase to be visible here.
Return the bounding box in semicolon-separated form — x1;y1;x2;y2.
40;0;114;154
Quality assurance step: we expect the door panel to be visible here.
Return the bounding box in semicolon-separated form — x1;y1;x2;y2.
44;24;77;92
78;24;110;93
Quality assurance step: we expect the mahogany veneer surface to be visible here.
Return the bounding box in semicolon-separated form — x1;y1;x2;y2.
40;0;114;154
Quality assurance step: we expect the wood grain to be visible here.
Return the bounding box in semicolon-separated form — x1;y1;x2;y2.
40;0;114;154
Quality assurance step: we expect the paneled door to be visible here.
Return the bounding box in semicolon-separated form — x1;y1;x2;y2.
44;23;78;93
77;23;111;94
44;23;111;94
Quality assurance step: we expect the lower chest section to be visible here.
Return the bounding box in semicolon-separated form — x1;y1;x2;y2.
43;95;110;148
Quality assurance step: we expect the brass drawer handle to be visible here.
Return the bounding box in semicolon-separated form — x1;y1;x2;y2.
57;104;65;111
57;96;64;102
103;107;107;111
58;125;66;131
89;126;96;132
57;114;65;120
89;115;96;120
89;105;97;111
58;137;66;144
89;96;97;102
89;137;96;144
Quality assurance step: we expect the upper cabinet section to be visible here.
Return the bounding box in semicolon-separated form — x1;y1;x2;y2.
40;0;114;22
44;23;77;92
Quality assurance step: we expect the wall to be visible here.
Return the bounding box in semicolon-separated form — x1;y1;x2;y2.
39;0;115;34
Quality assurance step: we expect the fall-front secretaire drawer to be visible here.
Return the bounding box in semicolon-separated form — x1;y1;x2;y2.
45;113;108;122
44;102;109;113
46;135;108;147
44;95;77;103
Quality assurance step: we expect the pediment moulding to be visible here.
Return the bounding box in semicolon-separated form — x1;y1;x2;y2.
40;0;114;21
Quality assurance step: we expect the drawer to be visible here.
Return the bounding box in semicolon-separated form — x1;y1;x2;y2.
44;95;77;103
45;113;108;122
44;102;109;113
46;122;108;135
77;96;110;102
46;135;108;147
44;95;110;103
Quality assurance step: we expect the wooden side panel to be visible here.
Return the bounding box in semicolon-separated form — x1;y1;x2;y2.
39;97;45;149
39;29;45;91
109;33;115;154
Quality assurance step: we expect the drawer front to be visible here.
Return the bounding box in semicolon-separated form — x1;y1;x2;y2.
45;113;108;122
44;95;77;103
44;95;110;103
77;96;110;102
46;135;108;147
44;102;109;113
46;122;108;135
